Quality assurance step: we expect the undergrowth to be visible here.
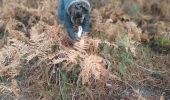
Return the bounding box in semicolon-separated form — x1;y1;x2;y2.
0;0;170;100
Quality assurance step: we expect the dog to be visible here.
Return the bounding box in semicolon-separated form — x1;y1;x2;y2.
57;0;91;41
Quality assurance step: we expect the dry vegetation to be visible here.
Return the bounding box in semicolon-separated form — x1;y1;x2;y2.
0;0;170;100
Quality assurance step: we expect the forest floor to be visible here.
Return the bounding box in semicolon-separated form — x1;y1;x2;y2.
0;0;170;100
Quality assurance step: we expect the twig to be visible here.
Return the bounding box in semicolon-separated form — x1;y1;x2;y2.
135;64;167;74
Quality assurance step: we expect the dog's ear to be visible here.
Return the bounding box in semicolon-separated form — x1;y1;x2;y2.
81;3;89;12
69;5;76;24
69;5;76;16
79;2;90;14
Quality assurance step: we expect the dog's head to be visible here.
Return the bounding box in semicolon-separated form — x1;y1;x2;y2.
70;2;90;25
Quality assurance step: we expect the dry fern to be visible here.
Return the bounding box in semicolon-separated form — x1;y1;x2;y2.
5;19;29;41
0;65;21;78
53;49;85;71
79;55;109;85
0;46;19;65
74;37;118;54
11;79;20;98
125;21;142;41
45;25;63;43
9;39;33;54
74;37;90;53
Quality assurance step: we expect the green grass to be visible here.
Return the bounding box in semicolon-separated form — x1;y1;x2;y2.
0;77;10;84
115;34;135;77
160;37;170;46
71;64;80;85
0;32;4;39
0;77;11;97
59;68;68;100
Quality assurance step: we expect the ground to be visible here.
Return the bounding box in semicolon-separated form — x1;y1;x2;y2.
0;0;170;100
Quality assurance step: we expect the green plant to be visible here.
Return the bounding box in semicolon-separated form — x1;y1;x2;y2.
0;77;10;84
115;34;135;77
59;68;68;100
0;32;4;39
118;50;134;77
0;77;12;97
71;64;80;85
160;38;170;46
118;63;126;77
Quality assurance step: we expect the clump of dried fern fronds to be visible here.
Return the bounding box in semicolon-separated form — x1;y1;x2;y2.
0;44;21;78
78;55;109;85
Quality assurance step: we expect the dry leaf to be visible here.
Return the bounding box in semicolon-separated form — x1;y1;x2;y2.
11;79;20;98
142;15;153;20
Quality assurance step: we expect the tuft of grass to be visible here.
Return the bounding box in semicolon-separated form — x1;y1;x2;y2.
149;36;170;54
99;42;114;70
59;68;68;100
0;77;11;85
118;50;134;77
0;32;4;39
116;34;131;49
118;63;126;77
160;37;170;47
0;77;12;97
115;34;135;77
71;64;80;85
